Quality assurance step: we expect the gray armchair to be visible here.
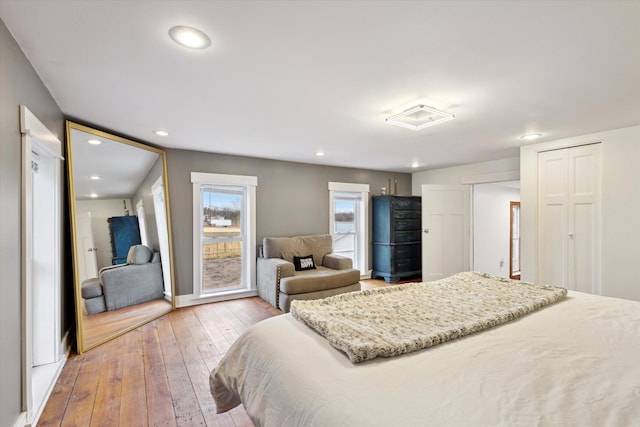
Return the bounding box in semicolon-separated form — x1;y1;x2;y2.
257;234;361;312
82;244;165;314
100;244;165;311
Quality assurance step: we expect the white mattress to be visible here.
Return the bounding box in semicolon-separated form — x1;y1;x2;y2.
211;291;640;426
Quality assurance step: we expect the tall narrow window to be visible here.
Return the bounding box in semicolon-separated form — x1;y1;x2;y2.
329;182;369;276
136;200;149;247
192;173;257;298
201;185;245;293
510;201;521;280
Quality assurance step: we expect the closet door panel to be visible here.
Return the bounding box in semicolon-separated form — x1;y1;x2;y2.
538;150;569;286
538;143;600;293
568;144;601;294
573;203;596;293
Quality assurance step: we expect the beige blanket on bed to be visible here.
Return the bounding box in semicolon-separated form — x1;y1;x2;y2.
290;272;567;362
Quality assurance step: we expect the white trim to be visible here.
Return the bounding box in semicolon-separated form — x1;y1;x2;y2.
328;182;370;275
191;171;258;186
175;290;259;308
460;170;519;184
13;333;69;427
20;106;64;426
135;199;149;246
19;106;64;160
192;172;257;302
328;181;370;192
151;176;172;297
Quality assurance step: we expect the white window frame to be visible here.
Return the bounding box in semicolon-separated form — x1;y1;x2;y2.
328;182;370;276
135;199;149;247
191;172;257;302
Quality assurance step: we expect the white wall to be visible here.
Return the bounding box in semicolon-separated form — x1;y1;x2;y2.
412;157;519;193
520;125;640;301
76;198;133;269
473;182;520;277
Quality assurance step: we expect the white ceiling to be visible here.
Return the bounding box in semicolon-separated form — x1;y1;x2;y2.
2;1;639;173
70;128;160;200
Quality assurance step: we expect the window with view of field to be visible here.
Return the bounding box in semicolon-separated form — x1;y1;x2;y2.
191;172;257;300
329;182;369;276
201;186;245;293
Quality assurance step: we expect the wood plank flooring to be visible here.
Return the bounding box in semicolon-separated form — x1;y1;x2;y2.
81;298;172;350
39;297;281;427
40;280;406;426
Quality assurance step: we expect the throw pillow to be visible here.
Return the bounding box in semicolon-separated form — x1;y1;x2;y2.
293;255;316;271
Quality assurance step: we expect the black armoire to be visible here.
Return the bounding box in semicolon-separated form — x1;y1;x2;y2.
107;215;141;265
371;195;422;283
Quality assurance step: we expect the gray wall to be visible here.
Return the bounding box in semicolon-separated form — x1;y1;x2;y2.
0;19;67;427
166;149;411;296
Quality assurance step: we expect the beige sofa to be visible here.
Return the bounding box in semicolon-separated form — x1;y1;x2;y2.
257;234;361;312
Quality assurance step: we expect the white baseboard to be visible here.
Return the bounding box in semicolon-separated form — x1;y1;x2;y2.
175;289;258;308
23;330;70;427
13;412;27;427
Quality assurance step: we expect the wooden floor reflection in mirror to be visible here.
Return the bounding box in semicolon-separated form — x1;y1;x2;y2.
81;299;172;349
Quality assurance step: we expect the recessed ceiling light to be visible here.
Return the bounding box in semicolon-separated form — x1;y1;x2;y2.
411;162;420;168
315;151;325;157
90;193;98;198
154;130;169;136
386;104;454;130
169;26;211;49
90;175;101;180
520;133;542;141
87;139;102;145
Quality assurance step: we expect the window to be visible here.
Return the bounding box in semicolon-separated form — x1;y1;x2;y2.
329;182;369;275
192;173;257;297
136;200;149;247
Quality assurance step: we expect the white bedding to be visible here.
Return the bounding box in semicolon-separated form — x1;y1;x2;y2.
210;291;640;426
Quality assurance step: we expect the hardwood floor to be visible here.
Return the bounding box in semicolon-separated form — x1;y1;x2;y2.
81;298;172;350
41;281;410;426
40;297;281;427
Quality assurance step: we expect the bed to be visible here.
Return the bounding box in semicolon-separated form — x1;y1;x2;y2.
210;272;640;426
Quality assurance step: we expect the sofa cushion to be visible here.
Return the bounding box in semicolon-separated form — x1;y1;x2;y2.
127;244;153;265
263;234;333;266
293;254;316;271
81;277;103;298
280;266;360;295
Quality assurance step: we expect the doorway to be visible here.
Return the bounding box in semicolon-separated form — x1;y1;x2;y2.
472;181;520;278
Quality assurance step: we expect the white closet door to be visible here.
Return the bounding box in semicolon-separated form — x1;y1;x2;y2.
538;149;569;286
568;144;601;294
538;144;600;293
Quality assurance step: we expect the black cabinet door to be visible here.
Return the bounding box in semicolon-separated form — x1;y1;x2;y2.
371;196;421;283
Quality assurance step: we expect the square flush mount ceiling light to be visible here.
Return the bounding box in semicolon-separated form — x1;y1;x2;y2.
385;104;454;130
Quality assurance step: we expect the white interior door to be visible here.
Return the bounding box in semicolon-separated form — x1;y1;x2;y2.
76;211;98;282
537;149;569;286
421;184;470;281
568;144;601;294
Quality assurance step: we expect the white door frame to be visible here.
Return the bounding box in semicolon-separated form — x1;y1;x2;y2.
20;105;67;426
152;176;172;297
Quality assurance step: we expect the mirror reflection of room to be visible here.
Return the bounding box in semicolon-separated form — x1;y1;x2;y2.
68;122;173;352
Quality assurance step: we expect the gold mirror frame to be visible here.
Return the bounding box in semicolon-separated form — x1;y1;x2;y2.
66;121;175;353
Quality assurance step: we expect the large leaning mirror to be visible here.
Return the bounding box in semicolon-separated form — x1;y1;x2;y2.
66;121;174;353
